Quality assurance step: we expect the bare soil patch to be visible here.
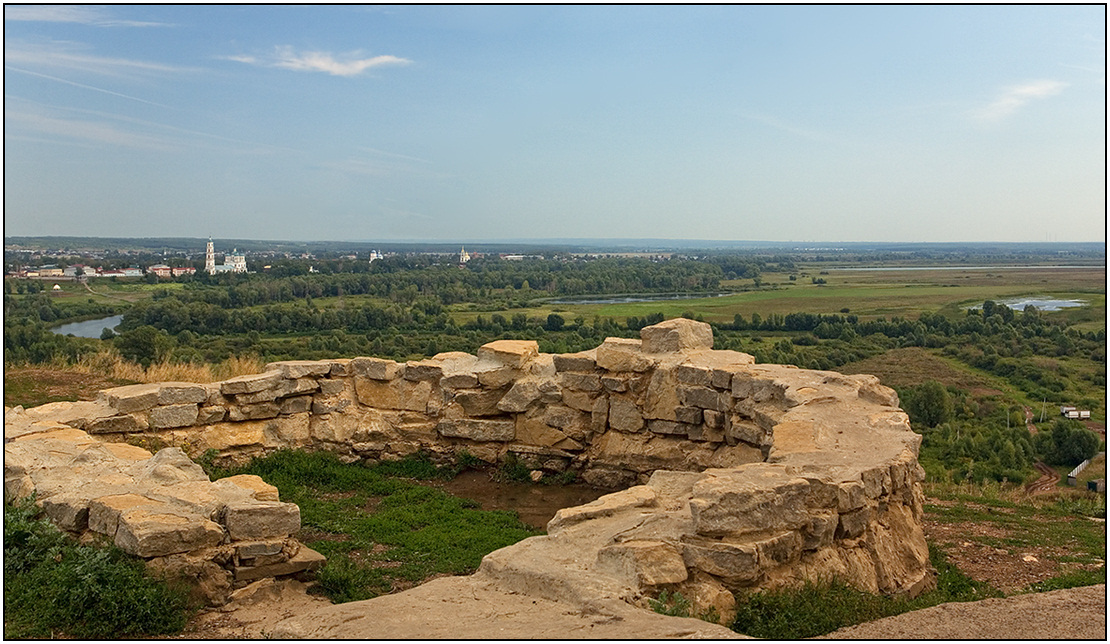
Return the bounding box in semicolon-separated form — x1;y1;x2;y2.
839;347;999;392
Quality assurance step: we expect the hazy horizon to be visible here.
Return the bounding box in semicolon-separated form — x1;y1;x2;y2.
4;5;1106;243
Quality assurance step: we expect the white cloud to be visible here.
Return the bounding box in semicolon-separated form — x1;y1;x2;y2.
229;46;411;77
3;5;170;27
973;80;1068;122
4;107;173;150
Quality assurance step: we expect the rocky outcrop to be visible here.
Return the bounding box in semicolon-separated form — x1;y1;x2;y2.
5;318;931;635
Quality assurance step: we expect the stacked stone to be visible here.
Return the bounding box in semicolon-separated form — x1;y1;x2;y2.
4;415;322;605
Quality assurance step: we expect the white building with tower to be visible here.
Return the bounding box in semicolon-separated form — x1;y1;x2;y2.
205;239;247;274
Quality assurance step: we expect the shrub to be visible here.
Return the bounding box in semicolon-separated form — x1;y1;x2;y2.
4;500;190;639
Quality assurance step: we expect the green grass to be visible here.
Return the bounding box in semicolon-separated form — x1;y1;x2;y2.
209;450;541;603
4;499;191;639
730;545;1000;638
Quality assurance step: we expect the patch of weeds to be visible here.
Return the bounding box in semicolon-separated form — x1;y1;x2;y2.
4;499;191;639
541;469;579;486
216;449;541;603
373;451;449;480
730;545;999;638
1024;566;1107;593
494;453;535;483
648;589;692;617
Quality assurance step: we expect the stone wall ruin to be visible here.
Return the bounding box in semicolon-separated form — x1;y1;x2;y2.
4;318;932;630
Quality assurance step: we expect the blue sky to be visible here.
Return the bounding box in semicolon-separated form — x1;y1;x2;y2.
4;5;1105;243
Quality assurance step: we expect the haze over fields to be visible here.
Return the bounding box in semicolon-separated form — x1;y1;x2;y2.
3;5;1105;243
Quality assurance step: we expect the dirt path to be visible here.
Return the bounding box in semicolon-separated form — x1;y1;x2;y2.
1026;461;1061;495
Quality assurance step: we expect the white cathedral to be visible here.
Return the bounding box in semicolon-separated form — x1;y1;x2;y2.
205;239;247;274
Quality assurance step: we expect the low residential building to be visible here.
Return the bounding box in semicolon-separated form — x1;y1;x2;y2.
148;264;174;278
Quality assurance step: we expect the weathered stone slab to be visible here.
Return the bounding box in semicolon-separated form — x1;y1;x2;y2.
477;340;539;369
596;338;654;372
281;395;313;415
196;405;227;424
680;386;725;411
149;403;200;429
115;505;224;557
318;378;346;396
224;501;301;540
681;539;759;583
157;383;209;405
86;413;147;434
233;545;325;582
596;540;688;587
351;357;404;381
404;360;444;382
265;360;333;379
498;380;543;413
217;474;280;502
228;403;281;421
558;372;601;393
437;418;515;442
674;364;713;387
641;318;714;353
547;485;656;533
552;350;597;373
42;494;89;531
608;397;644;432
100;383;163;413
221;371;283;395
453;387;509;417
354;378;431;412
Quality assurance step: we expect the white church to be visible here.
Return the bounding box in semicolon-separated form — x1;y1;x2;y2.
204;239;247;274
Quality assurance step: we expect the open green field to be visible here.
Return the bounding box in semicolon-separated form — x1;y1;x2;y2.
578;265;1106;324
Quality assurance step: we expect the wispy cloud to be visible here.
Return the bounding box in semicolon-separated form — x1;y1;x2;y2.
972;80;1068;122
5;40;198;77
5;66;169;107
4;107;173;150
3;5;171;27
226;46;411;77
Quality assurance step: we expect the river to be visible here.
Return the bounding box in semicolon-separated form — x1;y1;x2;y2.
51;315;123;338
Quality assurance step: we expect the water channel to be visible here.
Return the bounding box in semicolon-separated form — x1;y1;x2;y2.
50;315;123;338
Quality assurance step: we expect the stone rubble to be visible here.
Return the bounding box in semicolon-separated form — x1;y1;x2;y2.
5;318;931;635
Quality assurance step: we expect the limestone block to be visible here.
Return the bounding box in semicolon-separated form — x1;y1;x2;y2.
559;389;596;412
157;383;209;405
646;420;688;436
89;493;156;536
837;481;867;512
802;511;839;550
680;386;725;412
515;413;573;449
441;373;480;389
674;408;701;428
727;417;771;447
317;378;346;396
404;360;444;382
228;402;281;421
354;378;431;412
437;418;515;442
132;448;209;485
311;397;350;415
265;360;333;379
674;364;713;387
149;403;200;429
233;545;325;582
115;504;224;557
591;396;609;434
854;374;900;408
236;539;285;560
477;340;539;369
147;554;232;607
475;365;523;389
686;423;725;443
224;501;301;540
453;387;509;417
680;539;759;583
596;540;688;587
581;467;638;490
837;508;869;539
498;380;543;413
329;359;352;377
754;530;802;565
710;369;734;390
281;396;313;415
100;383;163;413
600;376;628;392
86;413;147;434
700;408;723;428
558;372;601;393
547;485;656;533
543;405;590;438
217;475;280;502
676;571;738;625
197;421;266;451
204;383;226;406
608;396;644;432
221;371;283;395
596;338;653;373
197;405;227;424
351;357;404;381
552;350;597;373
310;414;359;444
640;318;714;353
643;368;679;421
42;494;89;531
689;469;812;537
